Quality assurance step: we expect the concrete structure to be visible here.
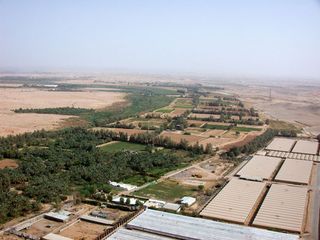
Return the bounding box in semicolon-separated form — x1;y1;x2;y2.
265;138;296;152
162;202;181;212
144;199;166;209
253;184;308;232
120;209;299;240
42;233;72;240
292;140;319;155
200;179;266;224
180;196;196;206
44;211;71;222
236;155;282;181
80;215;114;225
275;159;313;184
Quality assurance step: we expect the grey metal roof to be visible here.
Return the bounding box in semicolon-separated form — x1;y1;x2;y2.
107;228;174;240
125;209;299;240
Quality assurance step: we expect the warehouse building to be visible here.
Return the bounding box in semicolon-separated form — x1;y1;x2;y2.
275;159;313;185
107;209;299;240
253;184;308;233
236;155;282;181
200;178;266;224
292;140;319;155
265;138;296;152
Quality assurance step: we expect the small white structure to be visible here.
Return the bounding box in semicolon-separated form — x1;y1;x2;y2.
80;215;114;225
163;202;181;212
112;196;143;205
144;199;166;209
180;196;196;207
42;233;72;240
109;181;137;191
44;211;71;222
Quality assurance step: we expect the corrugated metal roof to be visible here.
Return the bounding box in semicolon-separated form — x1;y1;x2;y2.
275;159;313;184
253;184;308;232
200;179;266;223
292;140;319;155
124;209;298;240
107;228;174;240
266;138;296;152
236;155;282;180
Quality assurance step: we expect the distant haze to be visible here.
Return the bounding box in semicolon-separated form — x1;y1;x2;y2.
0;0;320;80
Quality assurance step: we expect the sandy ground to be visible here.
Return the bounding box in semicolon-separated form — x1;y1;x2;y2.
160;131;207;144
226;85;320;136
0;88;125;136
60;221;107;240
0;159;18;169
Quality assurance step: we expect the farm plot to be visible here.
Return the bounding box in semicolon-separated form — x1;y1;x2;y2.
93;128;152;136
133;180;198;202
60;221;107;240
160;131;207;144
99;141;146;153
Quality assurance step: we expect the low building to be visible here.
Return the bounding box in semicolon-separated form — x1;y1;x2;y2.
162;202;181;212
44;211;71;222
144;199;166;209
80;215;114;225
112;196;143;205
180;196;196;207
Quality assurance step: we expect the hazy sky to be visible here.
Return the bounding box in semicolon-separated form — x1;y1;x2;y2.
1;0;320;79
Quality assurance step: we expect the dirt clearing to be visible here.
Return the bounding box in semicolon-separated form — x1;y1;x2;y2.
0;159;18;169
0;87;126;136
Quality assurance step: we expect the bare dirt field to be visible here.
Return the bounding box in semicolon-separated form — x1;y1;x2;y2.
22;219;64;237
170;159;234;189
160;131;207;144
169;108;188;117
199;129;226;137
60;221;107;240
199;137;235;148
0;159;18;169
226;84;320;136
0;87;125;136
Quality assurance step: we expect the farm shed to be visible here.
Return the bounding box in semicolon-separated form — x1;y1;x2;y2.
236;155;282;181
180;196;196;206
253;184;308;232
275;159;313;184
42;233;72;240
162;202;181;212
292;140;319;155
265;138;296;152
44;211;70;222
122;209;299;240
200;178;266;224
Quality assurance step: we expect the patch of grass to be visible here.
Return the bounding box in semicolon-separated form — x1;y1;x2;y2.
233;126;261;132
269;120;301;132
122;175;155;186
173;104;193;109
155;108;174;113
203;124;231;130
99;142;146;153
134;180;198;202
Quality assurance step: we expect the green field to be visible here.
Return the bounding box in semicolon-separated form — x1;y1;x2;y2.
155;108;174;113
203;124;231;130
233;126;261;132
133;180;198;202
99;141;146;153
